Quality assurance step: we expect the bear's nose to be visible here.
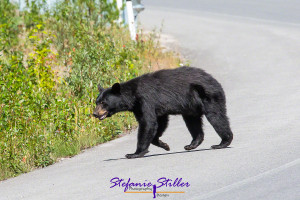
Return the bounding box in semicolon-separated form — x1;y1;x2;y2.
93;112;99;118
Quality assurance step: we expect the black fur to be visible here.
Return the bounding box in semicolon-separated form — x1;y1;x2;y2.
93;66;233;159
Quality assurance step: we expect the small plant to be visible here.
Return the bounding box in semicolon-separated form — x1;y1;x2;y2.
27;24;56;92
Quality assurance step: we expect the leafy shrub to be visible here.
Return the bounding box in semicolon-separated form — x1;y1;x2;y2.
0;0;21;51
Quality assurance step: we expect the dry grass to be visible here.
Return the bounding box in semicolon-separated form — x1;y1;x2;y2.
137;29;182;71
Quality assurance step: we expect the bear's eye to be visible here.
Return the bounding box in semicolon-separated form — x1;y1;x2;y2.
100;101;107;106
96;101;104;105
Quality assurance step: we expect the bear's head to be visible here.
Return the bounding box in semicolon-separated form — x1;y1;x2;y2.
93;83;124;120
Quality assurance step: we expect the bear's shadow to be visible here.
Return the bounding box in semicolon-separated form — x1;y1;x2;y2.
103;147;231;161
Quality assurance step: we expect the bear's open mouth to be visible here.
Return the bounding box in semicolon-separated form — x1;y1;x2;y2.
99;113;107;120
93;111;108;120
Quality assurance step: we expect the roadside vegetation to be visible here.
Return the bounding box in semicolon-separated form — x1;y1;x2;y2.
0;0;180;180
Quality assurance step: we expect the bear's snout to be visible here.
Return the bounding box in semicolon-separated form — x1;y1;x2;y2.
93;105;108;120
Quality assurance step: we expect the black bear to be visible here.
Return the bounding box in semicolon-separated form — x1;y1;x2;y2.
93;66;233;159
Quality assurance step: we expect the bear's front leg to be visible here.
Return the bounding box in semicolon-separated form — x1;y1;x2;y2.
126;115;158;159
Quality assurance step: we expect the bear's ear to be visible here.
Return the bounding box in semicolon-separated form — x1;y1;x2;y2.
98;84;104;93
112;83;121;94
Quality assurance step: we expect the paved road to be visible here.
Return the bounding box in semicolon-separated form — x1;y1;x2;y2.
143;0;300;24
1;1;300;199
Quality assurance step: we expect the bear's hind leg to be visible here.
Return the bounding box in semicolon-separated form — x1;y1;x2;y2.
182;115;204;150
152;115;170;151
203;99;233;149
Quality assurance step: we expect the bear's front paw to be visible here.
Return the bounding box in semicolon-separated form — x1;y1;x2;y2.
125;153;140;159
184;144;196;151
125;150;149;159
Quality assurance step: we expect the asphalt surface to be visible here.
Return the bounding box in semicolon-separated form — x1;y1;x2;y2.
1;1;300;200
